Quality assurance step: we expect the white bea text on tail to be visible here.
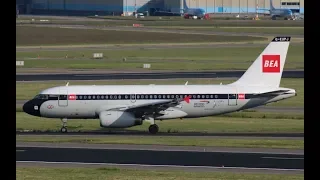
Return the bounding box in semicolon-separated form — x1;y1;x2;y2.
231;37;291;88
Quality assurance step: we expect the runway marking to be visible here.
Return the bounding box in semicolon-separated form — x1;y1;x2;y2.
16;161;304;172
262;157;304;160
16;150;25;152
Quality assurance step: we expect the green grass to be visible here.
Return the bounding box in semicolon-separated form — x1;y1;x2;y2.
16;111;304;133
16;167;304;180
16;44;304;70
16;26;265;46
16;136;304;149
150;26;304;35
16;78;304;107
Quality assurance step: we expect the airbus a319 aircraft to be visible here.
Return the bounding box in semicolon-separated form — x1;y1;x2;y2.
23;37;296;134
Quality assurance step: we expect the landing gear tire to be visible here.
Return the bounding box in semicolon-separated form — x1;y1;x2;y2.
60;118;68;133
149;124;159;134
61;127;68;133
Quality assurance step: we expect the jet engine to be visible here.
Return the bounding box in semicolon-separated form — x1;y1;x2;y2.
99;110;142;128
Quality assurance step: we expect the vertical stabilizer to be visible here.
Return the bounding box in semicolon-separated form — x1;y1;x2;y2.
270;0;275;10
230;37;291;87
183;0;188;11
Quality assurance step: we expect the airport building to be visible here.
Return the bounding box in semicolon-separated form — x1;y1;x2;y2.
16;0;304;16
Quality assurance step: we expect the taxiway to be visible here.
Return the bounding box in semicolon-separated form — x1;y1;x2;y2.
16;142;304;174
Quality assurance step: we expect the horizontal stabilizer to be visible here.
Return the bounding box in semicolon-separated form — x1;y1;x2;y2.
252;90;290;97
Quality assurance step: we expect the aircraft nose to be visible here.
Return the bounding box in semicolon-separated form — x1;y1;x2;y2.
23;100;41;117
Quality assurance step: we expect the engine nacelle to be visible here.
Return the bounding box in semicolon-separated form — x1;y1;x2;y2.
99;110;142;128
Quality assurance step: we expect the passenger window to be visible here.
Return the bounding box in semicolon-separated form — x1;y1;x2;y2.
93;96;95;99
118;95;121;99
106;95;108;99
88;96;91;99
125;95;128;99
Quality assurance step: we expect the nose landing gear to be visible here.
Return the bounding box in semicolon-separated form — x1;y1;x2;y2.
60;118;68;133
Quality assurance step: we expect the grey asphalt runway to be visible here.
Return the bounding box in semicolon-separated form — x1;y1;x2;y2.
16;143;304;174
16;142;304;155
16;70;304;81
16;132;304;138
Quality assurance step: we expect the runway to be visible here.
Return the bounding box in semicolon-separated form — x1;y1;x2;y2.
16;132;304;139
16;142;304;174
16;70;304;81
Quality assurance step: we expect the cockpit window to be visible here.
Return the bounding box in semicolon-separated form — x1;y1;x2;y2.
34;94;48;100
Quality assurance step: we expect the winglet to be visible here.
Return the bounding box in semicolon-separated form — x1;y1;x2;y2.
66;82;69;86
185;81;188;85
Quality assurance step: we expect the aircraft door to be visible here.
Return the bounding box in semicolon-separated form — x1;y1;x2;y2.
228;94;237;106
130;94;136;103
58;88;68;107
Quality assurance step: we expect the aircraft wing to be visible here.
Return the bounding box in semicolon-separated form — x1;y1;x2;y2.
108;96;189;116
252;90;291;97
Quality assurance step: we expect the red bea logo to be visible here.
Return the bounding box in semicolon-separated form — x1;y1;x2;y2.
262;55;280;73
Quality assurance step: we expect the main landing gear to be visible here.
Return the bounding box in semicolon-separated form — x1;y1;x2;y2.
60;118;68;133
149;124;159;134
145;116;159;134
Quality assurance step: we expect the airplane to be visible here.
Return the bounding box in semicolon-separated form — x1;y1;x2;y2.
259;0;294;20
182;0;209;20
23;36;296;134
